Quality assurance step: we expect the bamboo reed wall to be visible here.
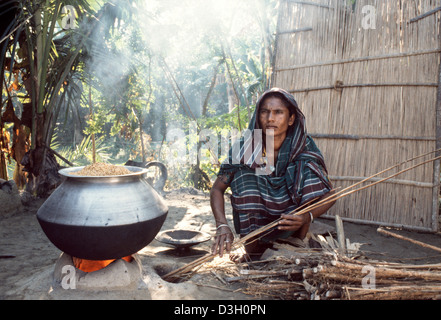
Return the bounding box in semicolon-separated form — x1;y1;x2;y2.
271;0;441;231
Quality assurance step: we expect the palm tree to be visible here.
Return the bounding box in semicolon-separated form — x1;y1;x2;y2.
0;0;135;196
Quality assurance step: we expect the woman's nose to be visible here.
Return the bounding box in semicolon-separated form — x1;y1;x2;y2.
268;111;275;121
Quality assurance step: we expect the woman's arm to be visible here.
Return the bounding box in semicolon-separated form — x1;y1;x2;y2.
210;176;235;257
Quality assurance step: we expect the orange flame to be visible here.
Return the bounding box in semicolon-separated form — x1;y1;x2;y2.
72;256;133;273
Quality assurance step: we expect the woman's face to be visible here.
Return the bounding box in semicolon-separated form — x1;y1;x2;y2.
258;96;295;139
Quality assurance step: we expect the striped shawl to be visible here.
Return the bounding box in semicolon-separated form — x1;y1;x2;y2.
218;88;332;241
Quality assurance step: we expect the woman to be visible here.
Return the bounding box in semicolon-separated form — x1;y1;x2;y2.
210;88;335;260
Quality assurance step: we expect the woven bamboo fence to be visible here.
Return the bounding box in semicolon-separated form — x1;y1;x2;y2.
271;0;441;231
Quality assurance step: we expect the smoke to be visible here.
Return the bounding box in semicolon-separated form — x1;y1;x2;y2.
135;0;256;66
81;0;259;111
77;0;264;178
127;0;262;176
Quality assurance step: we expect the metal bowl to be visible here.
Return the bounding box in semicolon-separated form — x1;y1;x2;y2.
155;229;211;250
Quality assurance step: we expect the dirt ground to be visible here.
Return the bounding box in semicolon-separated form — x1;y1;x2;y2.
1;188;441;300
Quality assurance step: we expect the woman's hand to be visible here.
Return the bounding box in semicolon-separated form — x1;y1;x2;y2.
211;225;234;257
277;213;311;231
277;191;336;232
210;177;234;258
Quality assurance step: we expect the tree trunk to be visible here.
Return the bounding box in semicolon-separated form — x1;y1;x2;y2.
89;85;96;163
0;124;9;180
223;49;242;132
193;63;220;190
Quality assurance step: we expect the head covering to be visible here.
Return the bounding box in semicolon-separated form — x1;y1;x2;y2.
254;87;301;127
218;88;332;240
232;87;308;171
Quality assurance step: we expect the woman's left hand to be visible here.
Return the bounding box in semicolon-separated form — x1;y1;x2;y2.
277;213;310;231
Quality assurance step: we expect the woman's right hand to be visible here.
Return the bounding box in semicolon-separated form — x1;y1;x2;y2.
210;177;234;257
211;225;234;257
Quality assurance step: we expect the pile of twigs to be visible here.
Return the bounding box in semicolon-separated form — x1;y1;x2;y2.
233;245;441;300
162;149;441;284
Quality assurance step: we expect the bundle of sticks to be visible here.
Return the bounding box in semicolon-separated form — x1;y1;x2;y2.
234;246;441;300
162;148;441;284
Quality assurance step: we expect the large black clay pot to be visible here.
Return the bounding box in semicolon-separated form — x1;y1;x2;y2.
37;165;168;260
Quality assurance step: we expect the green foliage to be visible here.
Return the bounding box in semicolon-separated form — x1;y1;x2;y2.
2;0;279;191
56;134;111;166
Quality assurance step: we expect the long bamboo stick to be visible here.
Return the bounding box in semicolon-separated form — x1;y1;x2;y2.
290;82;438;94
275;48;441;72
310;148;441;206
377;228;441;254
163;153;441;282
235;153;441;248
162;150;441;282
288;147;440;219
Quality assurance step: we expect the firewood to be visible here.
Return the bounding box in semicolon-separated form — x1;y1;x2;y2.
377;228;441;254
225;275;271;282
335;215;346;252
330;260;441;281
249;282;304;291
345;285;441;300
324;290;342;299
240;269;289;276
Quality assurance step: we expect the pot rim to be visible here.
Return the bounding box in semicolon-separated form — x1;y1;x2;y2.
59;165;149;179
